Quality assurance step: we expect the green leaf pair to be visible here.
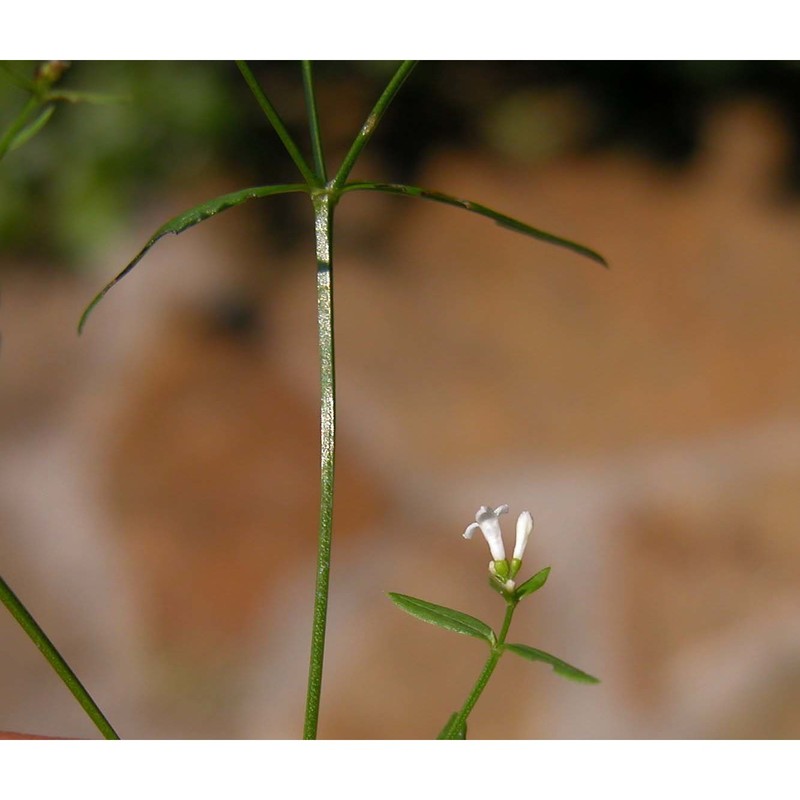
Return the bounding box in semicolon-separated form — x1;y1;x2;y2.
388;591;599;685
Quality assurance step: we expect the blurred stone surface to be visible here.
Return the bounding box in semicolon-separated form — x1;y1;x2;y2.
1;99;799;738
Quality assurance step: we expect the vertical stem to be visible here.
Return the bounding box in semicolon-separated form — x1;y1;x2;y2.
303;193;337;739
301;62;327;183
444;600;517;738
0;574;119;739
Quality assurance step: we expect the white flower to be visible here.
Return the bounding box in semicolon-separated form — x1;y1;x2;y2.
464;505;535;587
463;504;509;562
513;511;534;562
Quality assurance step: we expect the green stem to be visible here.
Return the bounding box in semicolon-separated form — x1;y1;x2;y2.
301;62;327;183
445;600;517;738
330;60;418;189
236;61;319;187
0;573;119;739
0;94;40;162
303;193;337;739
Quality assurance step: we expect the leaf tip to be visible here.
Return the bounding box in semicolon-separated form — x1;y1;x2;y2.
77;296;99;335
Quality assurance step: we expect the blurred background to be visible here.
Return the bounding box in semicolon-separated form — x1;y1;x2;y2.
1;60;799;739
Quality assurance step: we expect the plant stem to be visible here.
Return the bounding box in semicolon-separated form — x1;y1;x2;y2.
0;94;40;162
331;60;418;189
0;574;119;739
236;60;319;187
301;62;327;183
445;599;517;738
303;193;337;739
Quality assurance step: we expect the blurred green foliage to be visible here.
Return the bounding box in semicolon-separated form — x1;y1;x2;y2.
0;62;240;266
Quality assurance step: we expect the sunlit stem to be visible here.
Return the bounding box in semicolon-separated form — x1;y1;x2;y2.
0;573;120;739
303;193;337;739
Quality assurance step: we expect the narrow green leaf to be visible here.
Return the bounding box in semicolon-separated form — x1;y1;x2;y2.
342;182;607;267
437;712;467;739
515;566;551;600
8;104;55;152
47;90;129;106
388;592;496;645
78;183;309;333
504;643;600;684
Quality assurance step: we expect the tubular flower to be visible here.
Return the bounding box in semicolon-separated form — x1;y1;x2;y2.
463;504;534;589
463;504;508;562
511;510;534;578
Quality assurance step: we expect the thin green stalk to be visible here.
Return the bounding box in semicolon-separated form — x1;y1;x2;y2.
303;193;337;739
446;600;518;738
0;574;119;739
301;62;327;183
236;61;319;187
331;60;418;189
0;94;41;162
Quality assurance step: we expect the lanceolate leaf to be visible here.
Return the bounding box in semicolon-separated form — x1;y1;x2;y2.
504;643;600;684
78;183;308;333
515;566;551;600
388;592;496;646
341;182;608;267
437;712;467;740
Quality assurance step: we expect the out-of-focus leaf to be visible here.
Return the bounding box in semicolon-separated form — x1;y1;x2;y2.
504;643;600;684
341;182;608;267
8;105;55;152
47;90;130;106
437;712;467;740
515;566;551;600
78;183;308;333
388;592;496;645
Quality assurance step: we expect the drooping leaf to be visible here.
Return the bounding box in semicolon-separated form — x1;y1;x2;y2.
437;712;467;740
388;592;496;646
504;643;600;684
78;183;309;333
515;566;551;600
341;182;607;267
8;105;55;152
